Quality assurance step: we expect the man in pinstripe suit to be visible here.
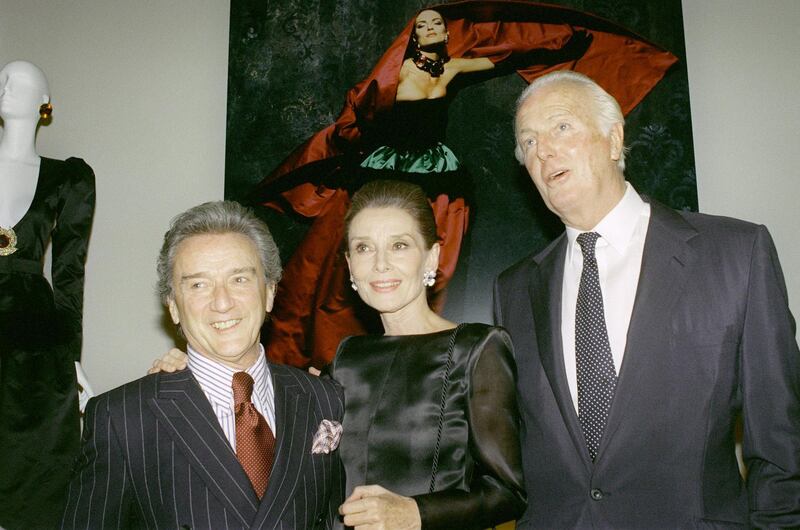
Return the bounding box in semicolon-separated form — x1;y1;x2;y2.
62;201;344;529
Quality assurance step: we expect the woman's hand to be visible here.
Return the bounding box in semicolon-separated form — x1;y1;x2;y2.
339;485;421;530
147;348;188;374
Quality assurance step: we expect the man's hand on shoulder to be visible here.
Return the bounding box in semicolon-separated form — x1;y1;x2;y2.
148;348;188;374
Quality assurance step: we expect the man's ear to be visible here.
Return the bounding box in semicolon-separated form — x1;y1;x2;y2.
609;122;624;162
168;297;180;325
265;282;276;313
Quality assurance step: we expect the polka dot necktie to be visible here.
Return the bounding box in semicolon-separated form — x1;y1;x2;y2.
575;232;617;462
232;371;275;498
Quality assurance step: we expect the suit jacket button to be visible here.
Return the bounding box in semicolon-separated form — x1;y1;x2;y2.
590;488;604;501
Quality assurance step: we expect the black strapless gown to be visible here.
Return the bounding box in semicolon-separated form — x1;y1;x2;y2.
331;323;525;529
0;157;95;529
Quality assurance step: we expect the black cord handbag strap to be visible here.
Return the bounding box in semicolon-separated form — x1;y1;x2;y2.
428;323;466;493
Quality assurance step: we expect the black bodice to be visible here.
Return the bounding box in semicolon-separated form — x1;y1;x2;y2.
331;323;525;529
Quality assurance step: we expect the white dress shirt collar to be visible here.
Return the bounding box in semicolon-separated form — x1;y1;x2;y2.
565;182;646;263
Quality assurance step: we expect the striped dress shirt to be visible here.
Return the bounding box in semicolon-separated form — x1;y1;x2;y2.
187;344;277;450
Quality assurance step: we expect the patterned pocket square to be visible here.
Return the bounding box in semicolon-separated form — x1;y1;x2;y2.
311;419;343;454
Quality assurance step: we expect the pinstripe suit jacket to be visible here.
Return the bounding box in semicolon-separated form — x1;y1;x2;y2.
61;362;345;529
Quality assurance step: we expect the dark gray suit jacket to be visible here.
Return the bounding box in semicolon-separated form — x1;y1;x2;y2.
61;362;344;529
495;200;800;528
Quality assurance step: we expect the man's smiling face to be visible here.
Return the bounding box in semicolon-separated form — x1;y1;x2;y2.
168;232;274;370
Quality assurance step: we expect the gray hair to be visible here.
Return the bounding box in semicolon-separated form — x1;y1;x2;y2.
156;200;282;304
513;70;627;170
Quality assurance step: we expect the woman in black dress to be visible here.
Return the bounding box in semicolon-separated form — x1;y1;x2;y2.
333;179;524;529
0;60;95;529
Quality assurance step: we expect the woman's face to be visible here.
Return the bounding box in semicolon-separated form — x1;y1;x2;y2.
0;65;46;121
346;206;438;318
414;9;447;47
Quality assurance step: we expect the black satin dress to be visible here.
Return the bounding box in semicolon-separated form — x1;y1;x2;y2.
0;157;95;530
331;323;525;529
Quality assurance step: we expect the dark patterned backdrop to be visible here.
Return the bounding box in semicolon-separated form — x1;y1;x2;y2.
225;0;695;324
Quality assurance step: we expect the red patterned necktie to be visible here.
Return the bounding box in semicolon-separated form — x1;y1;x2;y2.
232;371;275;498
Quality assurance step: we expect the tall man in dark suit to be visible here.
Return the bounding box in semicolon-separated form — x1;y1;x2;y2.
495;71;800;528
62;201;344;529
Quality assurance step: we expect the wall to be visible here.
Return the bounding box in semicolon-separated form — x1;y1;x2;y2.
1;0;797;393
0;0;230;393
682;0;800;332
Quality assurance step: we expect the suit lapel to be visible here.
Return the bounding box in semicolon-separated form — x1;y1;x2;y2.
253;363;314;526
146;369;259;526
531;236;592;469
597;201;697;460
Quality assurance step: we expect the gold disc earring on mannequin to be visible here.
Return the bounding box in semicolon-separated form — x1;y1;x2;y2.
39;102;53;120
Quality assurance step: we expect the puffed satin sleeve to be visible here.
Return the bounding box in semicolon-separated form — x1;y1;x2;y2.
52;157;96;361
413;328;526;529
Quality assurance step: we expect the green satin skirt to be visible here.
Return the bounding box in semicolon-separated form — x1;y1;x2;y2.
360;142;460;174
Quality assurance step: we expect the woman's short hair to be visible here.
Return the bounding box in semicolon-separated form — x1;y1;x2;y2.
513;70;627;170
156;200;282;304
344;180;438;250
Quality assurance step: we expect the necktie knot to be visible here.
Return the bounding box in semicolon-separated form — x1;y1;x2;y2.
232;371;254;406
576;232;600;260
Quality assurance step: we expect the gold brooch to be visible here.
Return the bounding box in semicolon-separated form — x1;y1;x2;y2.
0;226;18;256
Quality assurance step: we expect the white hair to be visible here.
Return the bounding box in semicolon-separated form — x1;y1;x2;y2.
513;70;627;170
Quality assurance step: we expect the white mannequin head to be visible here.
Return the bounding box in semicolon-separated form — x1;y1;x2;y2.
0;60;51;123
